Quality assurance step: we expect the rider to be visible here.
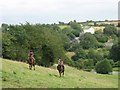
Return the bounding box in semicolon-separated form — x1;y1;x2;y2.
58;58;64;69
28;50;34;57
28;50;35;63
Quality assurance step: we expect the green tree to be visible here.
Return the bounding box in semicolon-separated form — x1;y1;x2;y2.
80;33;98;49
87;48;104;65
2;23;65;67
94;34;108;43
83;59;94;70
110;41;120;62
75;47;86;59
71;30;80;37
41;45;54;67
69;22;82;30
103;25;118;36
95;59;112;74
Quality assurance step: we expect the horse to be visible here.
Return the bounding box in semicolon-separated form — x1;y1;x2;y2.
57;64;65;77
28;56;35;70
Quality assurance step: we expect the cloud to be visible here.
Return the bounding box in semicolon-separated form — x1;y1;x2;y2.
0;0;119;24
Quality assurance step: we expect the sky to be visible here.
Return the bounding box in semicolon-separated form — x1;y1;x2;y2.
0;0;119;24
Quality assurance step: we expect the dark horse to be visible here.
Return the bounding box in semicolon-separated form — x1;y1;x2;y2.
28;56;35;70
57;65;65;77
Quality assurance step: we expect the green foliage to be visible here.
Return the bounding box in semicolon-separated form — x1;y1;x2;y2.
83;59;94;70
75;47;86;59
69;22;82;30
2;23;65;67
71;30;80;37
95;30;103;34
75;59;84;69
87;48;104;64
114;61;120;67
108;59;115;67
2;23;9;32
80;33;98;49
97;42;104;48
41;45;54;67
94;34;108;43
95;59;112;74
110;42;120;62
67;33;76;40
103;25;118;36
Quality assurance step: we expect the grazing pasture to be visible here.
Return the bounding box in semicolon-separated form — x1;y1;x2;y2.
1;58;118;88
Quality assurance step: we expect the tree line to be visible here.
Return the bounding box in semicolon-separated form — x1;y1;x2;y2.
2;21;120;74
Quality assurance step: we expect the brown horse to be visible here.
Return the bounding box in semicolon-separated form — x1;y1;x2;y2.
28;56;35;70
57;65;65;77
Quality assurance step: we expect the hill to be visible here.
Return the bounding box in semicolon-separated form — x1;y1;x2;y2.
1;58;118;88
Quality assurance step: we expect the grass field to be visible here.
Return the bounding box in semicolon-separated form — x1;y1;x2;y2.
65;52;75;60
59;25;69;29
1;58;119;88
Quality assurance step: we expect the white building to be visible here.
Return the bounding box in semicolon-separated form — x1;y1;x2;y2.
84;27;95;34
71;27;95;44
70;37;79;44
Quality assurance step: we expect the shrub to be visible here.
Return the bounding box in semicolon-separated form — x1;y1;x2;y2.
95;59;112;74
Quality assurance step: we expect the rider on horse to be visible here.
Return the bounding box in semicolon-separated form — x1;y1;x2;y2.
28;50;35;64
27;50;36;70
58;59;64;69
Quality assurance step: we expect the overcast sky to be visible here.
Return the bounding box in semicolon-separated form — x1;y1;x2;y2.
0;0;119;24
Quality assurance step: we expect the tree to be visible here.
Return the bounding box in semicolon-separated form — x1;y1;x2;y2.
2;23;65;67
94;34;108;43
69;22;82;30
87;48;104;65
94;22;97;26
41;45;54;67
80;33;98;49
2;23;9;32
95;59;112;74
103;25;118;36
75;47;86;59
71;30;80;37
59;21;64;25
110;40;120;62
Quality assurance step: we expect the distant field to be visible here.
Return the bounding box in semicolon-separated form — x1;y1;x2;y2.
65;52;75;59
59;25;69;29
93;26;105;31
1;58;119;88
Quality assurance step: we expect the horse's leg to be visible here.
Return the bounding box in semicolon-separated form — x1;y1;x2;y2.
29;65;31;70
63;71;64;76
31;65;32;70
59;71;61;77
33;64;35;70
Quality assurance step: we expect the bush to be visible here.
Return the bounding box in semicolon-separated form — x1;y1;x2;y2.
95;59;112;74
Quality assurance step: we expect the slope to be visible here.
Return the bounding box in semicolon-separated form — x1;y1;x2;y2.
1;58;118;88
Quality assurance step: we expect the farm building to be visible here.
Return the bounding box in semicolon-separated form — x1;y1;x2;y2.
84;27;95;34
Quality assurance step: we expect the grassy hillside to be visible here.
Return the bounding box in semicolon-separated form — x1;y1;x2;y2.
1;58;118;88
